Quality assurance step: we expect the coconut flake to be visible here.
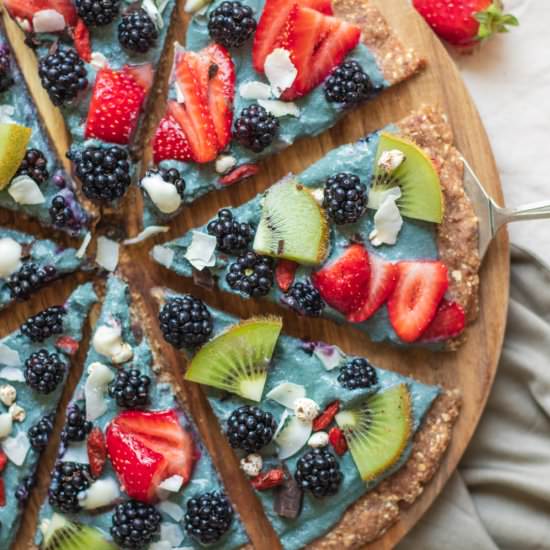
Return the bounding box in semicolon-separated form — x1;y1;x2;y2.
96;236;119;272
274;414;312;460
157;475;184;493
161;523;184;546
0;344;21;367
142;0;163;29
2;431;30;465
93;324;133;364
258;99;300;118
184;232;217;271
79;477;120;510
158;500;185;521
85;362;115;421
266;382;306;409
0;105;16;124
32;9;66;32
152;245;175;268
8;175;46;205
124;226;170;245
90;51;108;70
264;49;297;97
0;367;25;382
311;188;324;205
0;413;13;439
142;173;182;214
76;231;92;259
215;154;237;174
239;81;273;100
184;0;211;13
369;193;403;247
63;440;90;464
377;149;405;173
0;238;22;279
312;342;344;371
367;185;401;211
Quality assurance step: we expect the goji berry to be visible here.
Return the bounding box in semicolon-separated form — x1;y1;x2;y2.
312;401;340;432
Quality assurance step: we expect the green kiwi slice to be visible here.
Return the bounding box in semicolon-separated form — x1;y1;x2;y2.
184;316;283;401
335;384;412;481
370;132;444;224
253;178;329;266
43;514;116;550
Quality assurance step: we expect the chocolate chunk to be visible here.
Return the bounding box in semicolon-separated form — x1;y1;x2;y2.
192;267;215;289
274;467;303;519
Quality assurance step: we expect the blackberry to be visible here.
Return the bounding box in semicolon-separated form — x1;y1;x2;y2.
111;499;161;549
323;172;367;224
61;404;93;443
24;349;66;394
159;295;213;348
207;209;254;254
109;368;151;408
16;149;49;185
207;1;256;49
337;358;377;390
283;281;325;317
324;60;377;107
20;306;66;342
28;413;55;450
226;251;274;297
0;45;14;92
15;474;36;507
48;461;92;513
118;9;158;54
295;448;342;498
226;405;276;452
143;167;185;197
49;195;78;230
75;0;120;26
184;491;233;545
69;145;131;202
38;48;88;106
7;263;57;301
234;104;279;153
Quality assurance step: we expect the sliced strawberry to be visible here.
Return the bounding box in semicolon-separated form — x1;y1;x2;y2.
73;18;91;62
55;335;79;355
4;0;77;27
0;478;5;507
0;450;7;473
126;64;154;91
153;109;193;164
348;253;398;323
419;300;466;342
219;163;259;185
312;244;370;315
387;260;449;343
106;409;195;503
87;427;107;479
85;66;147;145
276;259;298;292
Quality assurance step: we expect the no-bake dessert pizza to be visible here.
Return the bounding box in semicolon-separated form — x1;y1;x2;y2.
151;106;480;348
139;0;425;227
154;287;461;549
0;283;96;549
34;276;250;549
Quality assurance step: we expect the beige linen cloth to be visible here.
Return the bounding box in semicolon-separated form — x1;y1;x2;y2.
399;247;550;550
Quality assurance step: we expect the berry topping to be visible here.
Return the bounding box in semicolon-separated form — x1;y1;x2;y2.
219;163;259;186
0;46;14;92
294;448;342;498
69;145;132;202
324;60;378;106
15;474;36;507
158;295;213;348
87;427;107;478
207;208;254;254
38;48;88;106
282;281;325;317
49;462;92;513
24;349;66;394
75;0;120;26
7;263;57;301
74;18;92;62
419;299;466;342
233;104;278;153
208;1;257;49
226;251;275;297
226;405;277;453
49;195;79;230
275;259;298;292
111;499;161;548
15;148;49;184
118;8;158;53
61;403;93;443
323;172;367;225
251;468;285;490
312;400;340;432
184;491;234;545
337;358;377;390
328;426;347;455
152;111;192;164
20;305;66;342
109;368;151;409
28;413;55;450
145;167;185;197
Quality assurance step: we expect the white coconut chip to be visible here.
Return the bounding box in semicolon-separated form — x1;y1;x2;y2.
274;414;312;460
239;81;273;100
142;0;164;29
0;367;25;382
0;238;22;279
85;362;115;421
264;49;297;97
367;185;401;211
32;9;66;32
161;523;184;546
124;226;170;245
215;154;237;174
0;105;16;124
8;175;46;205
0;344;21;367
266;382;306;409
2;430;30;465
158;500;185;522
312;343;344;371
76;231;92;259
184;0;211;13
96;236;120;271
79;477;120;510
0;413;13;439
258;99;300;118
152;245;175;268
157;475;184;493
90;51;108;70
369;193;403;247
184;232;217;271
63;440;90;464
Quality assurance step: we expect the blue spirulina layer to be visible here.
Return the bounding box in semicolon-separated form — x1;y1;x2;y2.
35;276;249;549
152;129;443;348
169;291;440;550
0;227;83;311
141;0;388;228
0;25;90;236
0;283;97;549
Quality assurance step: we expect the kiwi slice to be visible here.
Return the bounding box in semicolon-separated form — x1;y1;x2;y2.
370;132;444;223
253;178;329;266
0;123;32;190
43;513;116;550
335;384;412;481
185;316;283;401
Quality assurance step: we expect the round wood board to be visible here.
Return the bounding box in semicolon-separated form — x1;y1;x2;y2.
0;0;510;547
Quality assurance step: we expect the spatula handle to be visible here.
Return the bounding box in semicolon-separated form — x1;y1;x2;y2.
496;200;550;225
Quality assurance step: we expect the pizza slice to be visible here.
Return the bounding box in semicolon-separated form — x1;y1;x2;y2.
34;276;250;549
139;0;425;228
153;287;461;549
151;106;480;349
0;283;97;549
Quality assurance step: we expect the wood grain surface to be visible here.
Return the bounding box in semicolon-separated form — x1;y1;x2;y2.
0;0;510;548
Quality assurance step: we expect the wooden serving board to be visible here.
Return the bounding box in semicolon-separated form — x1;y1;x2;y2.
0;0;510;547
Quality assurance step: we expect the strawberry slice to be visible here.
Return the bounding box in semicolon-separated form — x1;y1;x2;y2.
348;253;398;323
85;66;149;145
387;260;449;343
4;0;77;28
419;300;466;342
312;244;371;315
0;450;7;473
276;259;298;292
153;109;193;164
73;19;91;63
106;409;195;503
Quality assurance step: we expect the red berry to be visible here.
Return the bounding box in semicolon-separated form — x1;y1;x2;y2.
312;401;340;432
275;260;299;292
55;335;79;355
328;427;347;455
73;18;91;62
87;427;107;479
251;468;285;490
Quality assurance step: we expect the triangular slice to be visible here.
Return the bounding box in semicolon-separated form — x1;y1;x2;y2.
0;283;97;549
34;276;250;549
152;288;461;549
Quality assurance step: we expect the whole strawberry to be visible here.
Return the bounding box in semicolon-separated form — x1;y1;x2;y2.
413;0;518;47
